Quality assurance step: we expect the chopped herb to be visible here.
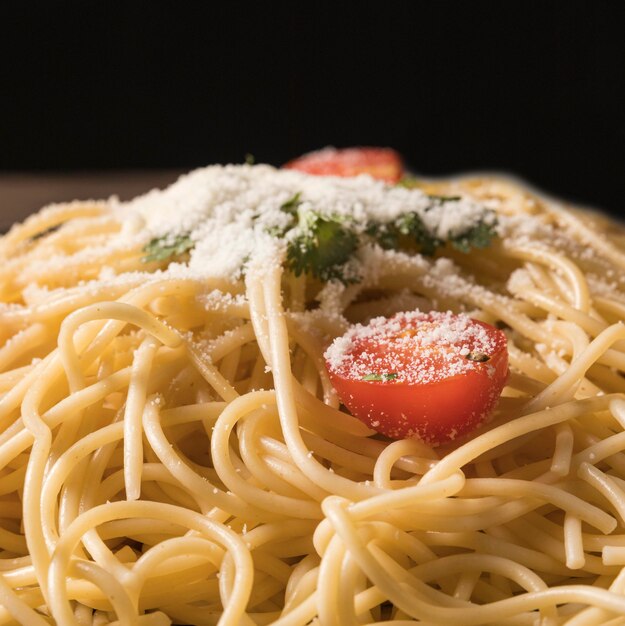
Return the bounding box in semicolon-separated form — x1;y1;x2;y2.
263;192;302;237
466;352;490;362
395;212;441;256
245;153;255;165
280;192;302;216
237;254;251;279
450;219;498;253
428;194;462;202
397;177;421;188
365;221;399;250
367;212;440;256
264;225;286;237
286;210;358;284
143;234;194;263
362;372;398;381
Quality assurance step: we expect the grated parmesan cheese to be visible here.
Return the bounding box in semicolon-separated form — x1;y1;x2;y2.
116;164;495;282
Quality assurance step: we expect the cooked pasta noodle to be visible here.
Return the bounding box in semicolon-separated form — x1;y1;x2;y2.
1;164;625;625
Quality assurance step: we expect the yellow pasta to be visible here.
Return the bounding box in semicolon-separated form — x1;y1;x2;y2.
1;164;625;625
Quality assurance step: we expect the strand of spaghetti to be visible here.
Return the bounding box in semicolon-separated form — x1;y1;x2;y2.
142;398;270;519
43;422;134;582
0;352;57;436
237;410;320;499
578;462;625;525
292;379;374;437
41;421;122;530
97;278;201;331
108;613;172;626
58;302;181;390
322;496;625;623
564;514;585;569
284;318;337;406
208;322;256;362
71;559;139;625
551;423;574;476
209;390;323;518
419;395;616;486
324;541;544;626
257;262;380;500
131;536;224;589
373;439;436;489
262;454;330;501
0;202;108;253
0;572;49;626
312;473;465;556
184;342;239;402
545;200;625;270
562;564;625;626
48;500;254;626
526;324;625;412
504;244;591;312
595;296;625;324
369;547;554;607
423;530;570;575
456;478;615;533
0;367;132;471
272;594;318;626
0;323;49;373
509;284;604;337
124;337;159;501
245;264;272;365
572;432;625;471
19;353;60;603
317;534;351;626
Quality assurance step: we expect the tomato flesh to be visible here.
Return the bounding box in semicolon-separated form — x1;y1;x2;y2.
283;147;403;183
324;311;509;445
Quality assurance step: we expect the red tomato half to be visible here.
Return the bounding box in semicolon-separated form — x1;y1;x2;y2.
324;311;509;445
283;147;403;183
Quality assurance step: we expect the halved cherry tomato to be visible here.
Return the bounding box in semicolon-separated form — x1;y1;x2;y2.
283;147;403;183
324;311;509;445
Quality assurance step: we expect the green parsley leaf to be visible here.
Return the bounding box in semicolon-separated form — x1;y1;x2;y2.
450;219;498;253
143;234;194;263
367;213;441;256
286;210;358;284
362;372;398;381
395;212;441;256
245;153;255;165
365;221;399;250
428;194;462;202
280;192;302;216
397;177;421;188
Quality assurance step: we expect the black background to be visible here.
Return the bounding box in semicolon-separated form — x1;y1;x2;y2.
1;1;623;214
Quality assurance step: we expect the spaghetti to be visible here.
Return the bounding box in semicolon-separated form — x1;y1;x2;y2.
1;164;625;625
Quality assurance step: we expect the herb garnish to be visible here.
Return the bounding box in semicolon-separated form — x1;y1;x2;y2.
428;194;462;203
397;177;421;189
143;234;194;263
280;192;302;216
286;210;359;284
450;220;498;253
362;372;399;382
142;186;497;283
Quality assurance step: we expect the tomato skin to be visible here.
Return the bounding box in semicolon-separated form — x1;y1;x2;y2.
283;147;403;183
325;312;509;445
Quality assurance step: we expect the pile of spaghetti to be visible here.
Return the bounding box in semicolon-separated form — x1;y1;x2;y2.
2;154;625;625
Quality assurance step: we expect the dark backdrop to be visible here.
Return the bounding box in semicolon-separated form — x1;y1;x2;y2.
1;1;623;214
